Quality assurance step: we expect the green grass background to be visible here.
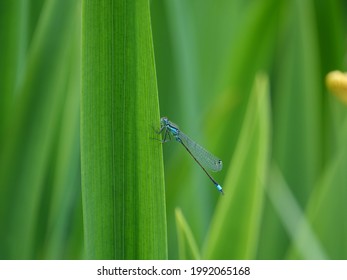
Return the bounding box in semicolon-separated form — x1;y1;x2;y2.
0;0;346;259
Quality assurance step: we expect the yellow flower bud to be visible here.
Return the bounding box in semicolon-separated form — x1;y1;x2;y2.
326;71;347;104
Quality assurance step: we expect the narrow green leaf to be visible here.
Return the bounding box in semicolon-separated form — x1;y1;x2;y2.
175;208;201;260
203;74;271;259
43;24;82;259
81;0;167;259
272;0;321;206
267;164;327;259
288;117;347;259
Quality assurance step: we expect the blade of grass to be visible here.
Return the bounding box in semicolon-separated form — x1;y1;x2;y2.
272;0;321;206
81;0;167;259
203;73;271;259
43;20;82;259
175;208;201;260
267;164;327;259
288;116;347;259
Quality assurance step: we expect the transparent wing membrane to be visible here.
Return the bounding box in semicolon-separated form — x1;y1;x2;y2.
178;131;223;172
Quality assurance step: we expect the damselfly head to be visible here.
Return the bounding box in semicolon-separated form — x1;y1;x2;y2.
160;117;169;126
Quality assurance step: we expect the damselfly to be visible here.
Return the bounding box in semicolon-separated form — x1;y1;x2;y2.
158;117;223;194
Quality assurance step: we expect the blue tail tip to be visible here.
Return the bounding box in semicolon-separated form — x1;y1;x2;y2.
216;184;224;195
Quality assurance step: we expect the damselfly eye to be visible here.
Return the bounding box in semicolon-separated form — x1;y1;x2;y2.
160;117;168;125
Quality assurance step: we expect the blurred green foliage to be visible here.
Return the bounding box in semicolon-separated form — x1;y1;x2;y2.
0;0;346;259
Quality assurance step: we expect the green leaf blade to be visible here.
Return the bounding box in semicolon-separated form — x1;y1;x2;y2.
81;0;167;260
175;208;201;260
203;74;271;259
